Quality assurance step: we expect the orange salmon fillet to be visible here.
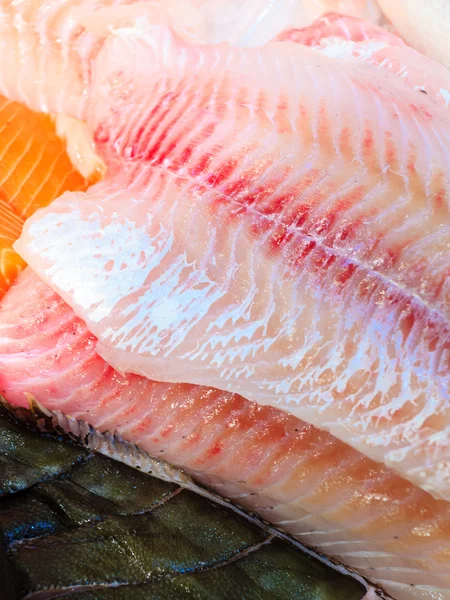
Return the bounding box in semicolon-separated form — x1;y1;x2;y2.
0;96;91;297
0;195;25;297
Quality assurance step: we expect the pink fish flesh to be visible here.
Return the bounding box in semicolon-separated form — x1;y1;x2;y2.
0;268;449;599
11;21;450;502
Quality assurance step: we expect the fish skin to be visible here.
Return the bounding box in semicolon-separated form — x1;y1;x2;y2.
0;268;449;600
377;0;450;70
14;24;450;501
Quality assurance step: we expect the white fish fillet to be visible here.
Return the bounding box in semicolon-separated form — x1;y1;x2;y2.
13;23;450;503
4;268;450;599
377;0;450;70
0;0;385;121
175;0;383;47
278;13;450;111
0;0;209;119
53;114;106;180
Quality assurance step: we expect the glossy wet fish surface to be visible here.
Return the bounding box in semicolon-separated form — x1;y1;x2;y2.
14;18;450;499
0;96;91;298
1;268;450;599
0;2;449;600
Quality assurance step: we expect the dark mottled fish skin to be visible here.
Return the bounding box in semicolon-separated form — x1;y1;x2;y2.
0;398;369;600
0;395;388;600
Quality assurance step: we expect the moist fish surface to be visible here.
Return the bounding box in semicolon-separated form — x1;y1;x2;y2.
1;268;449;600
0;0;205;119
12;19;450;502
0;197;24;298
377;0;450;70
0;95;91;297
277;13;450;111
0;4;449;598
162;0;383;46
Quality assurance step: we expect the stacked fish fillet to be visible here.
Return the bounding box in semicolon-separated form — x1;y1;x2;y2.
0;2;449;599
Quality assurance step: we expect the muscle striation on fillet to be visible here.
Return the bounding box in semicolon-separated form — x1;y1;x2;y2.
13;26;450;502
277;13;450;111
0;268;449;600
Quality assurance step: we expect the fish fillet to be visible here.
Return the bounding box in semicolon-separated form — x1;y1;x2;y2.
0;95;93;297
14;23;450;502
377;0;450;70
1;268;449;600
0;198;25;298
0;0;190;119
0;97;90;220
168;0;382;47
277;14;450;111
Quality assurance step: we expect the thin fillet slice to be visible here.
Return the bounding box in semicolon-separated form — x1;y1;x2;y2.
278;11;403;45
277;13;450;111
377;0;450;70
171;0;382;47
0;0;202;119
0;0;386;123
0;268;449;600
15;26;450;500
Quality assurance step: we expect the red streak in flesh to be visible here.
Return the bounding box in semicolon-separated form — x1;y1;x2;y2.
94;76;450;338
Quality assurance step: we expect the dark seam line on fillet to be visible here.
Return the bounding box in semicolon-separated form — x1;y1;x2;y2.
135;162;450;328
67;473;183;515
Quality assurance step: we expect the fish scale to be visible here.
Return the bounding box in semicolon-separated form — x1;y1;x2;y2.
0;268;449;599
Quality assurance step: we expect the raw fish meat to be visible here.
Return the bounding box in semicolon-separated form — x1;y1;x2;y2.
14;21;450;502
278;11;403;45
0;96;91;297
53;114;105;181
0;199;25;298
377;0;450;70
1;267;449;600
0;0;200;119
278;14;450;110
171;0;383;46
0;4;449;597
291;0;382;25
